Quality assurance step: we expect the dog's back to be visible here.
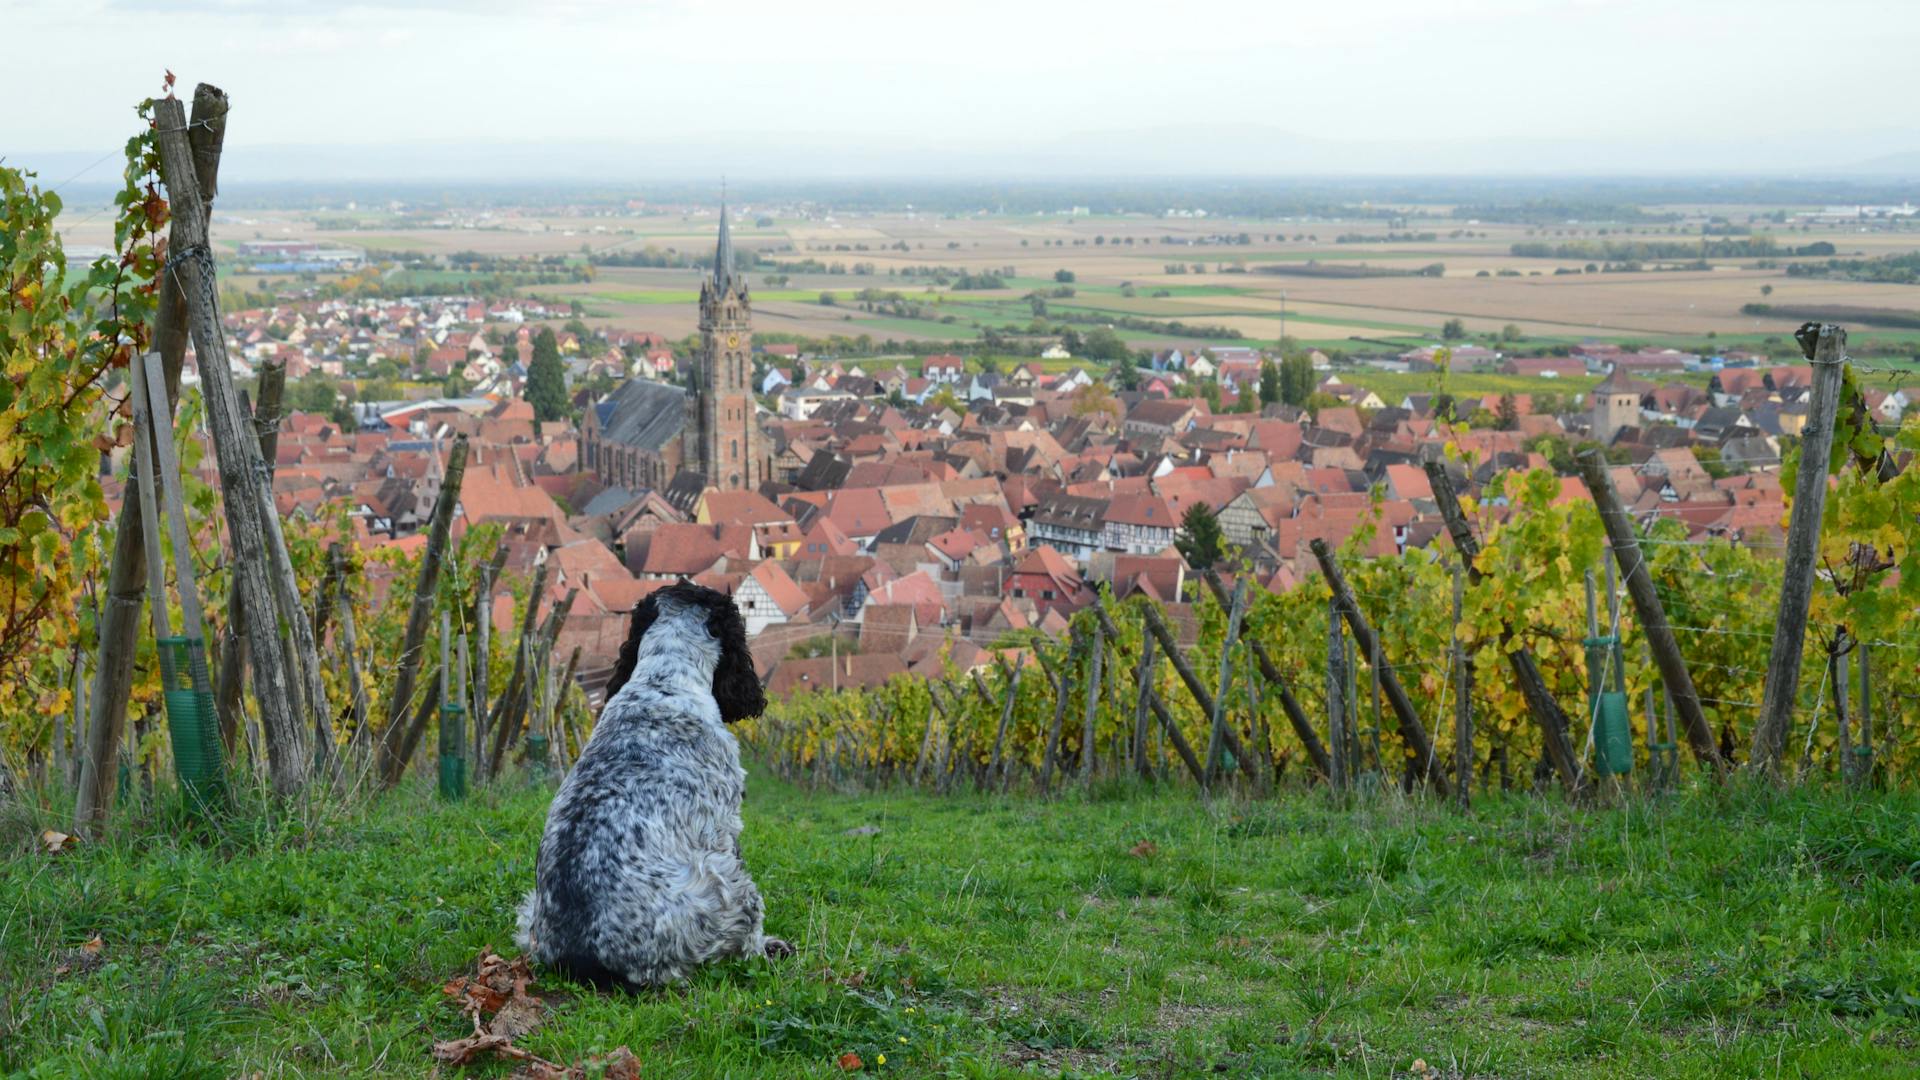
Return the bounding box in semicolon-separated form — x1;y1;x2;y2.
516;587;767;988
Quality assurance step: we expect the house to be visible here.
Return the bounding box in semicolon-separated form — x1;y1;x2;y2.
1026;492;1107;561
1123;399;1199;441
1100;492;1178;555
1005;545;1085;615
735;559;810;636
922;354;966;383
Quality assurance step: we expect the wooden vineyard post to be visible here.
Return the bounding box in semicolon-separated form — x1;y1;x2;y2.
215;360;286;752
983;659;1022;793
1453;563;1471;810
1752;323;1848;774
1081;621;1102;786
151;95;327;799
1853;642;1874;787
1132;617;1157;780
929;682;957;794
1202;569;1329;781
1423;461;1583;794
1204;578;1248;787
497;589;577;770
76;84;227;829
1578;451;1721;772
1328;597;1347;793
1037;636;1071;793
1309;540;1449;797
337;553;373;764
1087;599;1208;785
378;435;470;786
1834;640;1852;783
471;545;507;771
1132;600;1260;784
480;561;547;782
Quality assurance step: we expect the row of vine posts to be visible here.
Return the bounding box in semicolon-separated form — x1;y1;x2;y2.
58;81;584;833
745;321;1872;804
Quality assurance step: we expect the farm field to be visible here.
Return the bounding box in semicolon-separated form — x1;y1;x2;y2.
3;776;1916;1077
57;201;1920;356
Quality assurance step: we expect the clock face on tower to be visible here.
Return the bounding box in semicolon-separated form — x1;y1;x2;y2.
726;333;740;348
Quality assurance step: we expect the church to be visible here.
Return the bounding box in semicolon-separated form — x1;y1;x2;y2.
581;205;766;494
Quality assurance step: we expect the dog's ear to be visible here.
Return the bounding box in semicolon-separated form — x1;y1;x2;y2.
606;591;663;702
706;592;766;724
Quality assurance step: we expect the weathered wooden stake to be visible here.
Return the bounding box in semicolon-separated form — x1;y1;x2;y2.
1453;563;1471;811
378;435;470;784
1752;323;1847;774
1328;597;1346;793
1081;621;1102;786
77;84;227;828
215;358;285;751
1309;539;1449;797
1578;451;1721;772
1131;600;1259;783
1132;619;1157;779
1422;462;1583;793
1203;578;1248;786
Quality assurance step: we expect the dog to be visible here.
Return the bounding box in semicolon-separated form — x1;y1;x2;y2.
516;581;790;989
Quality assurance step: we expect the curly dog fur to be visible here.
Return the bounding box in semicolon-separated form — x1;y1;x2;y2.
515;581;781;989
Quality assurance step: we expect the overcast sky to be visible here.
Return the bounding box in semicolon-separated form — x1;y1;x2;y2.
8;0;1920;180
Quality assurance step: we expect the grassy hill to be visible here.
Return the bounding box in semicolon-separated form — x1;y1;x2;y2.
2;777;1916;1077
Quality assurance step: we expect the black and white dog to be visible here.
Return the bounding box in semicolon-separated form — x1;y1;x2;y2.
516;581;790;989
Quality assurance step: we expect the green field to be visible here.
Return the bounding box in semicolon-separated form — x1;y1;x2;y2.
4;777;1916;1077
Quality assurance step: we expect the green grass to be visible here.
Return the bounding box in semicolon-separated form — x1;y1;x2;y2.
3;777;1917;1077
596;289;825;305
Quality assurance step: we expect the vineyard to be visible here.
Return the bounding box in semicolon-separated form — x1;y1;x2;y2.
746;449;1920;801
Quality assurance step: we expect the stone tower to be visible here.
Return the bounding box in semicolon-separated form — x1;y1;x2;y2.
684;202;760;490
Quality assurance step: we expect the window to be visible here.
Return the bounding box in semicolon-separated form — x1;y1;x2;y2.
1013;588;1025;598
1042;590;1055;600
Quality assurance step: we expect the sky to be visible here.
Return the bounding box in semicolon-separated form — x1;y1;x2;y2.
8;0;1920;181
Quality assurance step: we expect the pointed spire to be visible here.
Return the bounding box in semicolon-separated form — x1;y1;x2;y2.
713;194;735;292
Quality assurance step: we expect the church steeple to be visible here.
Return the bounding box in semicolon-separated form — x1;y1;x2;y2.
713;199;740;295
687;196;759;491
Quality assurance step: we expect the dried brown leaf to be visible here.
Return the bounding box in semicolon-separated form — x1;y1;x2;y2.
1128;840;1159;859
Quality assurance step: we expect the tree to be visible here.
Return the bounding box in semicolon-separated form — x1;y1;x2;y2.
1442;318;1467;341
1174;501;1225;570
287;375;338;414
1501;323;1523;342
928;386;964;414
1761;284;1774;297
1054;269;1076;283
526;326;569;422
1280;354;1315;407
1259;359;1282;405
1069;381;1122;420
1082;326;1129;361
1496;392;1519;431
1109;355;1141;392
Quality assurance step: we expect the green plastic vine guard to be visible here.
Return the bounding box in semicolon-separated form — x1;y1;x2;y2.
438;702;467;800
1583;633;1632;776
157;635;226;814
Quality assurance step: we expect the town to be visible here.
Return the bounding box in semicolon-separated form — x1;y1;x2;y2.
166;207;1868;707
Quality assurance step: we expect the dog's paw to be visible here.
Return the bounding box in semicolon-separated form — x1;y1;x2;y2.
762;937;796;959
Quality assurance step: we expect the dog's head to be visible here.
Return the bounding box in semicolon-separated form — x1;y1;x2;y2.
605;581;766;723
